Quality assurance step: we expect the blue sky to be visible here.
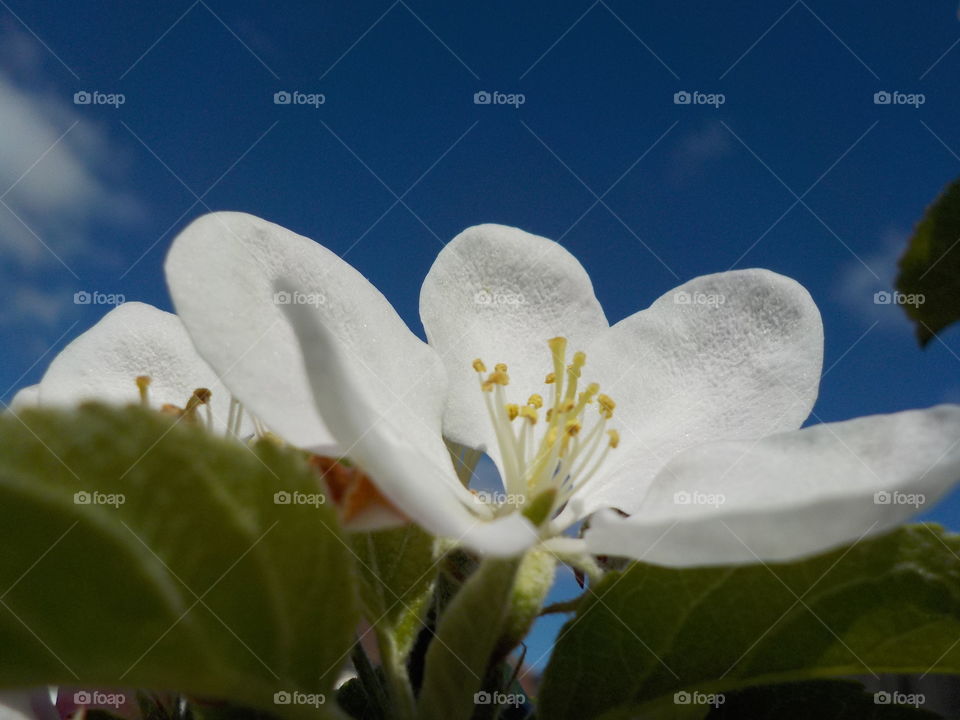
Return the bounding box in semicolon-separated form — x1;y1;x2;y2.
2;1;960;671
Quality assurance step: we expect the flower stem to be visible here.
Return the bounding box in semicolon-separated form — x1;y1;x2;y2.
377;628;417;720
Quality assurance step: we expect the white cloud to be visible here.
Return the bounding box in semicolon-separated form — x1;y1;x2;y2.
667;123;733;184
834;227;916;331
0;29;143;270
0;26;145;333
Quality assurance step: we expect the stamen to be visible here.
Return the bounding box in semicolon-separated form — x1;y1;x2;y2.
598;394;616;418
469;336;619;525
183;388;212;425
135;375;151;407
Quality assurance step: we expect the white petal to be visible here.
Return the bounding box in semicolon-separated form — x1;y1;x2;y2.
166;212;439;451
280;290;539;556
37;302;242;434
584;406;960;567
420;224;608;468
577;269;823;517
0;690;58;720
8;385;39;413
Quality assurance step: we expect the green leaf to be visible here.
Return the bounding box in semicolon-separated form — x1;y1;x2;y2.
0;404;358;717
539;525;960;720
596;680;941;720
417;556;522;720
896;176;960;346
699;680;941;719
351;524;437;658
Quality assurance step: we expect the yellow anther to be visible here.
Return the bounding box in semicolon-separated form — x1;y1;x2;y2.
519;406;538;424
584;382;599;400
607;429;620;449
472;358;487;373
561;400;575;414
544;372;556;384
546;408;554;422
548;337;567;355
598;394;616;418
564;419;582;437
506;403;520;421
572;350;586;368
495;362;508;373
481;370;510;391
160;403;184;418
527;394;543;408
135;375;151;407
183;388;212;423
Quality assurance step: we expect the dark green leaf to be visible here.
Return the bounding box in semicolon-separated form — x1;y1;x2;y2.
540;525;960;719
351;524;437;657
896;176;960;346
0;404;358;718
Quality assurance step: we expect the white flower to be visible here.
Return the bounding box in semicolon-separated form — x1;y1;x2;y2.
22;302;250;436
165;212;960;566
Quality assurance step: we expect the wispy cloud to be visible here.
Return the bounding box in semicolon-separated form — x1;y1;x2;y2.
834;227;914;331
0;25;145;329
667;123;733;185
0;72;143;268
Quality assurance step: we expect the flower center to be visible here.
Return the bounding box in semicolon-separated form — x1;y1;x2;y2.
472;336;618;520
